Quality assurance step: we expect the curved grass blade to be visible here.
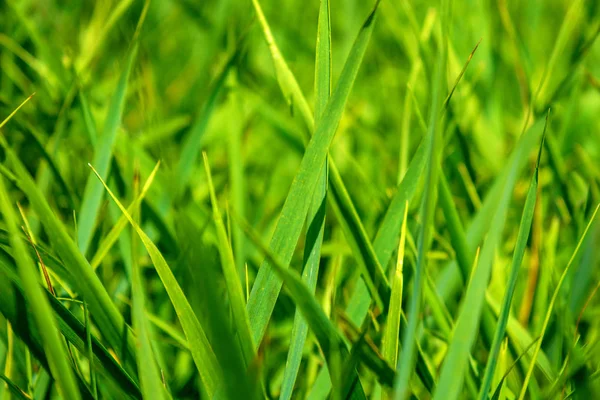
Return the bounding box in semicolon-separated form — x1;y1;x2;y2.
477;117;547;400
78;43;138;255
203;153;255;367
0;157;80;400
88;163;222;397
518;202;600;400
246;0;381;348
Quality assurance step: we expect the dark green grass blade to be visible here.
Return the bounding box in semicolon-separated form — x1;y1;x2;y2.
77;43;138;255
89;164;223;397
477;117;547;400
246;0;381;348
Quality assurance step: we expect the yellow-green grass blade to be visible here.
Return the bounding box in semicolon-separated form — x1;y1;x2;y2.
0;155;80;400
381;202;408;399
518;203;600;400
393;1;448;397
280;1;331;397
477;117;546;400
130;169;168;400
203;153;256;367
251;0;314;131
89;162;160;270
0;373;31;400
88;164;222;397
246;0;381;349
77;43;138;255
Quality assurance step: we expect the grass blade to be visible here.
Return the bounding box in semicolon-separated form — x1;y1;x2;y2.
246;0;381;348
280;1;330;397
477;116;547;400
77;43;137;254
88;163;223;397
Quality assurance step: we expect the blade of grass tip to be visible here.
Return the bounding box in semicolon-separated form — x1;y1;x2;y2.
381;201;408;399
77;42;138;255
202;153;256;367
251;0;314;130
89;161;160;270
130;166;168;400
477;113;547;400
0;174;81;400
518;203;600;400
88;163;223;397
246;0;381;349
280;1;330;397
394;1;448;398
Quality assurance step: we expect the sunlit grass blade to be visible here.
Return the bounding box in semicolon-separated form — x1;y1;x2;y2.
0;148;80;400
89;163;223;397
477;115;547;400
77;43;138;255
518;202;600;400
246;0;381;348
89;162;160;270
203;152;255;367
251;0;314;130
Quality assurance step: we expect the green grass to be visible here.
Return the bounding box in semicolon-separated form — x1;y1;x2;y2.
1;0;600;399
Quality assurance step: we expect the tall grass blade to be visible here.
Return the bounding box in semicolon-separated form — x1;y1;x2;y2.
477;115;547;400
